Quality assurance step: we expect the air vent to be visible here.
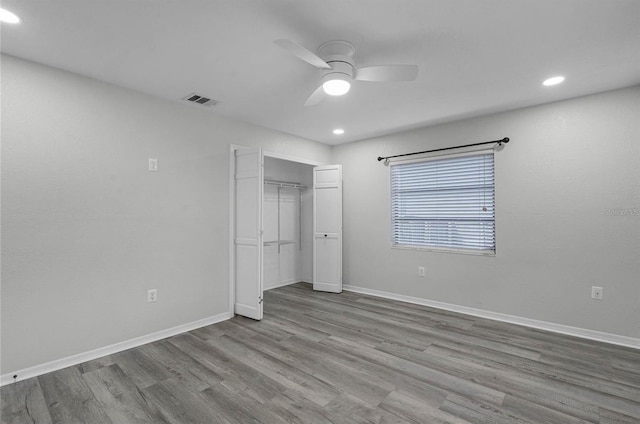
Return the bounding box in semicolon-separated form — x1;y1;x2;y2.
182;92;217;107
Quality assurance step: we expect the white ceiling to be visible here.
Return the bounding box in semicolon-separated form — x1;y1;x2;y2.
2;0;639;145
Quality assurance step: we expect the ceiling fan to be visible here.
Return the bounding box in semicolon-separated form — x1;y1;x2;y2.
274;39;419;106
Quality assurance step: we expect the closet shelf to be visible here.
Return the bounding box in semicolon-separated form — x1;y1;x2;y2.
264;179;309;190
264;240;297;246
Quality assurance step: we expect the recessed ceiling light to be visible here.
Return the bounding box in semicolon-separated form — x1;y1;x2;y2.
543;76;565;86
333;129;345;135
0;8;21;24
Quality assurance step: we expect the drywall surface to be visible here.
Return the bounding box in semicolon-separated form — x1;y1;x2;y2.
0;55;330;373
332;86;640;339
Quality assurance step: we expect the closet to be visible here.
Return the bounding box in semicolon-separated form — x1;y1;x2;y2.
263;157;313;290
232;146;342;320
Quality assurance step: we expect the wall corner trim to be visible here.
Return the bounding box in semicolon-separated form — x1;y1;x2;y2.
1;311;233;387
343;284;640;350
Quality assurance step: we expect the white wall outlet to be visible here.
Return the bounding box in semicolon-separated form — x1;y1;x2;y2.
148;158;159;172
418;266;425;277
147;289;158;302
591;286;603;300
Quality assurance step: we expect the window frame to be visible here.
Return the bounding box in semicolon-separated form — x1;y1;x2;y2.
389;149;496;256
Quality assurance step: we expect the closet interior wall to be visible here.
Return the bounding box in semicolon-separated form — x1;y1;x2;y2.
263;157;314;290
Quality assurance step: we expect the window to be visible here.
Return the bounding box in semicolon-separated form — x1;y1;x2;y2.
391;151;495;254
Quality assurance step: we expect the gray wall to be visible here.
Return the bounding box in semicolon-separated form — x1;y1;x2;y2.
332;86;640;339
1;55;331;373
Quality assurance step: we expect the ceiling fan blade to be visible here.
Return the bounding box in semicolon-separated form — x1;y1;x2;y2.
304;84;326;106
355;65;419;82
274;39;332;70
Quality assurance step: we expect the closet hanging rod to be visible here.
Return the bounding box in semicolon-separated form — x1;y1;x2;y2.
264;179;308;189
377;137;509;163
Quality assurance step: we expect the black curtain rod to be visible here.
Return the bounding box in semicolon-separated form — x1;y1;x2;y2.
377;137;510;162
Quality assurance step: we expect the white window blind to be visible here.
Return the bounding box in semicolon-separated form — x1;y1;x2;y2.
391;152;495;253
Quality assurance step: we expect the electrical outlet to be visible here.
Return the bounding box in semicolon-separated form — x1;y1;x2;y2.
148;158;159;172
147;289;158;303
591;286;603;300
418;267;425;277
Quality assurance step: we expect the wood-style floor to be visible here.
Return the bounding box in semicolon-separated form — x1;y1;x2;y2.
2;283;640;424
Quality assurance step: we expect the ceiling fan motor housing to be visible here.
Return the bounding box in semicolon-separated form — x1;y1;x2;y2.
323;57;354;80
318;40;356;80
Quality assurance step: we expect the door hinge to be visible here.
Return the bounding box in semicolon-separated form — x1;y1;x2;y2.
258;297;263;304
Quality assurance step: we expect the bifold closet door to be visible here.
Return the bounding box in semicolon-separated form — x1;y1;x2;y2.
313;165;342;293
234;147;263;320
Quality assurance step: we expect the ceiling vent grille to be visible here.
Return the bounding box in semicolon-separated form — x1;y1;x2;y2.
183;93;217;107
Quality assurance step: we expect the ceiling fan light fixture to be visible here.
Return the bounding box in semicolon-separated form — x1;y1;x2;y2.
322;76;351;96
276;38;417;106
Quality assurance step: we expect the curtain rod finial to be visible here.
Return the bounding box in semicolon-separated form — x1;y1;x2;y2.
377;156;384;162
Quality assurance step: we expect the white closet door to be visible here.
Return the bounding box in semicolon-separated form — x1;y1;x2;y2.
234;147;263;320
313;165;342;293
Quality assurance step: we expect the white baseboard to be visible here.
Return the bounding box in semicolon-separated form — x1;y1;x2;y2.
1;311;232;387
264;279;300;291
343;284;640;350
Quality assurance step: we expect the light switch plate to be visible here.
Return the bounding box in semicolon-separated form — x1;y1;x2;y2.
148;158;159;172
147;289;158;302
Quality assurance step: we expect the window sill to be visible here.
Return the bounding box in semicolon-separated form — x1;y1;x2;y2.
391;244;496;257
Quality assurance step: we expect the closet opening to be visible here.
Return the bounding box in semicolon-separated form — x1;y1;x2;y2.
263;156;315;291
230;146;342;321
